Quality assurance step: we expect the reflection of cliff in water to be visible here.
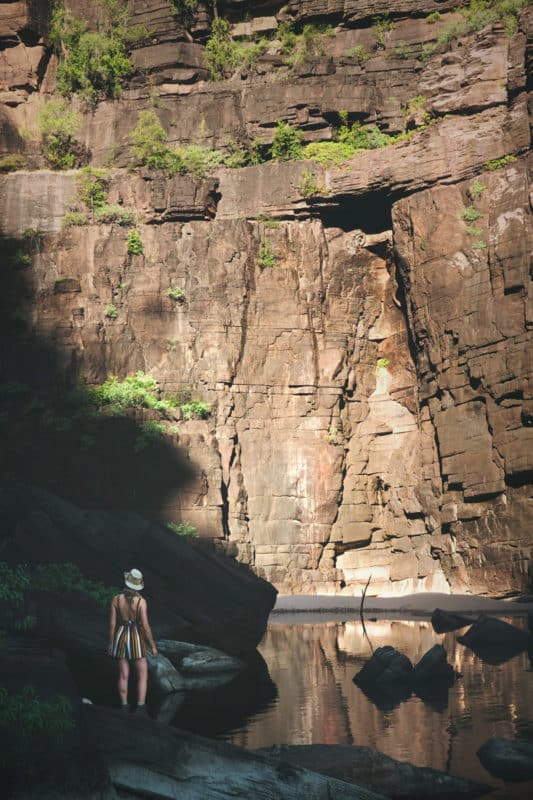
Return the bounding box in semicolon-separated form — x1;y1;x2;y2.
194;619;533;799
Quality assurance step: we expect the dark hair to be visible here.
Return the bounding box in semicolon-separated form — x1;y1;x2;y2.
123;587;141;609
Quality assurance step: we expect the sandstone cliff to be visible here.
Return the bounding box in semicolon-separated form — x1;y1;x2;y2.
0;0;531;597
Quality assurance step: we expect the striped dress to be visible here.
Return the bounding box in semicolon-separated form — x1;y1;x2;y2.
110;594;147;660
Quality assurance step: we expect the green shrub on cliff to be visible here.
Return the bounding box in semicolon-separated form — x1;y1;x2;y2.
50;1;149;104
372;14;394;48
271;121;304;161
38;99;82;170
281;23;335;68
104;304;118;319
0;154;26;172
127;229;144;255
485;154;516;169
75;167;108;212
167;521;198;538
130;110;171;169
205;17;238;80
180;400;211;419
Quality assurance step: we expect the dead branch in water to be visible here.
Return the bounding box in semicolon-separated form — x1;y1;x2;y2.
360;573;373;653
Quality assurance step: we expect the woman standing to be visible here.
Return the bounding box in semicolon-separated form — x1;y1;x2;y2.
108;568;158;712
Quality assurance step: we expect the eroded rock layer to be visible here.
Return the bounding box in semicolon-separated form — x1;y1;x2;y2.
0;0;531;597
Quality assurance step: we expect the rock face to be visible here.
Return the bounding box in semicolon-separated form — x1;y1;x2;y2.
0;1;532;597
0;483;276;655
255;744;489;799
84;705;389;800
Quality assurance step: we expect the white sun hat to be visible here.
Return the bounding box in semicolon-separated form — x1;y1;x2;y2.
124;568;144;590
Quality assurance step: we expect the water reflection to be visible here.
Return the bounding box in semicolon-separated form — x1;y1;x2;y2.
179;617;533;800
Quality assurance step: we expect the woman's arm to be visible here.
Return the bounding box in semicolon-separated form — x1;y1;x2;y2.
139;598;158;656
108;597;117;654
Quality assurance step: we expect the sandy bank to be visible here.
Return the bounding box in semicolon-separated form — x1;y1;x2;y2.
272;593;533;620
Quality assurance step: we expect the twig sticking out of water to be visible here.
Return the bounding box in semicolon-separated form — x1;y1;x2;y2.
360;573;373;653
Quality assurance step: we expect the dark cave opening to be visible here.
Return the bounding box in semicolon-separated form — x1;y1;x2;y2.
319;192;393;234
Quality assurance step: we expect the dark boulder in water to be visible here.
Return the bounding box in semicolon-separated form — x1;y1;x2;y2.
477;737;533;782
353;646;414;686
431;608;475;633
412;644;456;683
457;615;530;664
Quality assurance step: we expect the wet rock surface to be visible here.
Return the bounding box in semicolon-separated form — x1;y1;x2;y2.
84;704;389;800
255;743;490;799
457;614;531;664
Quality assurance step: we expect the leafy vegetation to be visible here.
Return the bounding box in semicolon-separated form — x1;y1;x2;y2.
205;17;239;80
0;154;25;172
130;110;172;170
134;421;166;452
431;0;527;49
485;154;516;169
167;287;186;301
375;357;391;371
167;521;198;538
180;400;211;419
270;121;304;161
104;303;118;319
258;239;276;269
470;179;487;199
0;687;74;772
10;250;32;268
279;22;335;68
472;240;487;250
94;204;134;225
38;99;82;170
465;225;483;236
299;167;324;195
50;0;149;104
62;211;88;227
393;41;412;59
345;44;370;64
76;167;108;212
127;229;144;255
425;11;442;23
89;372;167;414
372;14;394;47
461;205;484;222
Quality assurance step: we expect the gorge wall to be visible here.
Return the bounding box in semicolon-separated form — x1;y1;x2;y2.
1;0;532;597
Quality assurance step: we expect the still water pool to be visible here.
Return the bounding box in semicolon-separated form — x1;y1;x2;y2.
177;614;533;799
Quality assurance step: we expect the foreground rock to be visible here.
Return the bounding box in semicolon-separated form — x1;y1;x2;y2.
256;744;490;799
477;737;533;782
157;639;245;690
84;705;388;800
0;483;276;655
431;608;475;633
457;615;530;664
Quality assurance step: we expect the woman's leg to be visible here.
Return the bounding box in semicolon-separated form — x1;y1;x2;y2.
118;658;129;704
134;657;148;705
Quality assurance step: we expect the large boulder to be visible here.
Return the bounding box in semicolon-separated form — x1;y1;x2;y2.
431;608;475;633
412;644;456;684
84;704;388;800
353;646;414;686
477;737;533;782
255;744;490;799
0;483;276;655
457;615;530;664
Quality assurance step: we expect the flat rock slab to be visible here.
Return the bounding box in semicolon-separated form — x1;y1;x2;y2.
84;705;387;800
457;615;530;664
256;744;490;799
477;737;533;782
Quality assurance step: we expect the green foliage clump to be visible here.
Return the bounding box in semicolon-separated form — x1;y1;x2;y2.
258;239;276;269
50;1;148;104
104;303;118;319
38;99;82;170
130;110;170;169
180;400;211;419
205;17;238;80
465;225;483;236
345;44;370;64
75;167;108;212
89;372;166;413
10;250;31;268
281;23;335;68
173;144;225;178
0;561;117;611
271;121;304;161
470;179;487;199
375;357;391;371
461;205;484;221
167;521;198;538
372;14;394;47
472;240;487;250
393;41;412;59
485;154;516;169
0;154;26;172
425;11;442;23
0;686;74;772
127;229;144;255
170;0;199;20
167;286;186;301
299;166;324;195
257;213;281;228
134;421;166;452
94;204;134;225
62;211;88;227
